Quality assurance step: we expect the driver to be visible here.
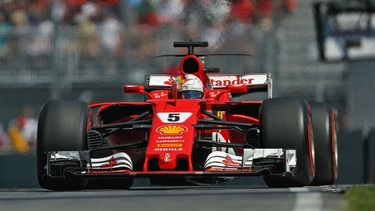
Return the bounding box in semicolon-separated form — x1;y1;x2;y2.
176;74;204;99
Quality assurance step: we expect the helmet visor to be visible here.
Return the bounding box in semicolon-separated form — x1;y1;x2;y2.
180;90;203;99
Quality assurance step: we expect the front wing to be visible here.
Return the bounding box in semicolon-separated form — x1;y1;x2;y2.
42;148;296;180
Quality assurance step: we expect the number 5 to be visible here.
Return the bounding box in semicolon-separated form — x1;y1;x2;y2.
168;114;180;122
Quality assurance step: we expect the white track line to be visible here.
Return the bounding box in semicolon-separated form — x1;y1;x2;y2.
290;187;323;211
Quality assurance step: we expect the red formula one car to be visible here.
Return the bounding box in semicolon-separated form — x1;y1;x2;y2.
36;41;338;190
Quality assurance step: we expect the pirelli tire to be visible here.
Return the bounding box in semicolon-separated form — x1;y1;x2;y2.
310;102;338;186
260;97;315;188
36;100;90;191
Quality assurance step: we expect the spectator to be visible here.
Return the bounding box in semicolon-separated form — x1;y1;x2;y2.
0;11;11;58
136;0;159;26
26;12;53;57
230;0;254;24
99;10;123;56
156;0;185;24
8;107;38;153
75;13;100;71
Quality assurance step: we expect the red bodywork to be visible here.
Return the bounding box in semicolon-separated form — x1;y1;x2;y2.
85;42;269;177
90;99;262;174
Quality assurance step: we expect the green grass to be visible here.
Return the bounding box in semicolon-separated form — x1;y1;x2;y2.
345;185;375;211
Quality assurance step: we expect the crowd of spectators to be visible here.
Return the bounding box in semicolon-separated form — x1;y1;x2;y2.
0;0;296;73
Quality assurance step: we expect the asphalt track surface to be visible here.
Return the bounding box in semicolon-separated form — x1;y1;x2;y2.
0;184;347;211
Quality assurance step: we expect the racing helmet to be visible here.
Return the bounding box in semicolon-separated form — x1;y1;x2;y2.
176;74;204;99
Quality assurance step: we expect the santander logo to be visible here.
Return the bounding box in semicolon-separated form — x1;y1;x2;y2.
210;75;254;88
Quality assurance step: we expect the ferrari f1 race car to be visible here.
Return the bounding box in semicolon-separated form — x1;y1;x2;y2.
36;41;338;190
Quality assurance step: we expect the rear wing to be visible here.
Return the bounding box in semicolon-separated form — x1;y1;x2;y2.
145;73;272;98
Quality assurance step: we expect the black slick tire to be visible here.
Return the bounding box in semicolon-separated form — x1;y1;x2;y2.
36;100;90;190
310;102;338;185
260;97;315;187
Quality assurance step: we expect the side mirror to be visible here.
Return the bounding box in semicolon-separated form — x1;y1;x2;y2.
123;85;145;94
226;84;248;93
123;85;154;99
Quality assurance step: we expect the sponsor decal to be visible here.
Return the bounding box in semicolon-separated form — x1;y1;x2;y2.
152;91;168;99
155;148;183;152
156;125;188;135
157;136;183;139
156;140;185;143
156;136;184;143
210;75;254;87
157;143;183;147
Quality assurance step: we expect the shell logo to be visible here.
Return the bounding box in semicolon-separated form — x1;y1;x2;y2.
156;125;187;135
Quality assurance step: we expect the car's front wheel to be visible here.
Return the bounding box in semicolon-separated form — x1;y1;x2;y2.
37;100;90;190
260;97;315;187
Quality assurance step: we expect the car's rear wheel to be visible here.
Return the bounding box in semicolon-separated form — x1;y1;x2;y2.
310;102;338;185
37;100;90;190
260;97;315;187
